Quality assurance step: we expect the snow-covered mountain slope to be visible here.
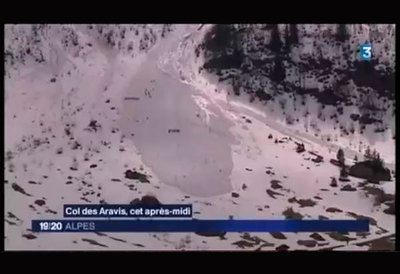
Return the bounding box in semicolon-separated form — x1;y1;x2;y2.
4;24;395;251
200;24;395;165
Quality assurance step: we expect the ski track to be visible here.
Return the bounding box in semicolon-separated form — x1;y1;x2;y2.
4;24;395;251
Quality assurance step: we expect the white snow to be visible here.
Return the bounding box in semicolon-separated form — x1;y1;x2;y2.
4;24;395;251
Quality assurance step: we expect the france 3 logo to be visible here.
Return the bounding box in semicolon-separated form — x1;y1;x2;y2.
360;43;372;61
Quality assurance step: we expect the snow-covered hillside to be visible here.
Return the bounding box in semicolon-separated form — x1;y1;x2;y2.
201;24;396;164
4;24;395;251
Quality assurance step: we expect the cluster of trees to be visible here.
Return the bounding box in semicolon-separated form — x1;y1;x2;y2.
269;25;299;84
202;24;394;136
364;146;384;167
336;145;385;177
336;24;349;42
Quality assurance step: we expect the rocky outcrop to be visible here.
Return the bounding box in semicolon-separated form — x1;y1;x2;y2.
124;170;150;183
349;161;391;182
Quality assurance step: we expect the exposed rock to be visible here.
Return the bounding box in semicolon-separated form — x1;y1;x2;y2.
312;156;323;163
349;161;391;182
356;231;371;238
196;231;227;237
132;243;145;248
330;159;342;167
254;242;275;250
231;192;240;198
362;185;395;205
34;199;46;206
297;199;316;207
11;183;32;196
45;208;57;214
240;232;267;245
81;238;108;248
288;197;316;207
130;198;141;205
266;189;283;199
310;232;325;242
282;207;303;219
87;120;101;132
346;211;377;226
383;202;395;215
22;234;37;240
270;232;286;240
297;240;317;247
356;234;395;251
124;170;150;183
140;195;161;206
326;207;343;213
270;180;283;189
340;184;357;191
5;220;17;225
232;240;255;248
275;244;290;251
7;212;19;220
327;232;356;242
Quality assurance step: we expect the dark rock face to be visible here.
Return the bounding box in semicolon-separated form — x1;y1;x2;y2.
141;195;160;206
34;199;46;206
270;180;283;189
130;195;161;206
130;198;141;205
297;240;317;247
11;183;32;196
340;184;357;191
124;170;150;183
195;231;227;237
326;207;343;213
276;244;290;251
22;234;37;240
349;161;391;182
270;232;286;240
141;195;161;206
282;207;303;219
310;232;325;242
383;202;395;215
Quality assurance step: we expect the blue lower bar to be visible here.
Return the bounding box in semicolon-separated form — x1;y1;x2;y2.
32;219;369;232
